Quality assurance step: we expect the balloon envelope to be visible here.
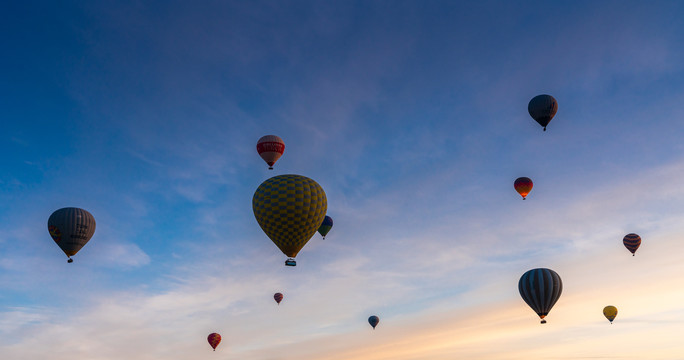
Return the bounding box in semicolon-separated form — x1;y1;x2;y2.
519;268;563;324
318;215;333;239
603;305;618;323
253;174;327;259
47;207;96;261
207;333;221;350
528;95;558;131
368;315;380;329
257;135;285;169
623;233;641;256
514;177;533;199
274;292;283;304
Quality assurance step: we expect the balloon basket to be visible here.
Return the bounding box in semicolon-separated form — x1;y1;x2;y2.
285;258;296;266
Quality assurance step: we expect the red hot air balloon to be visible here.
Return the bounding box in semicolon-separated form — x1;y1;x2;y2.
514;177;533;200
257;135;285;170
623;233;641;256
207;333;221;351
274;292;283;305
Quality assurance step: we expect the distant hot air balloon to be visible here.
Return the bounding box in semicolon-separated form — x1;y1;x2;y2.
207;333;221;351
253;174;327;266
528;95;558;131
603;305;618;324
623;233;641;256
519;268;563;324
514;177;533;200
318;215;333;239
274;292;283;305
257;135;285;170
368;315;380;329
47;207;96;263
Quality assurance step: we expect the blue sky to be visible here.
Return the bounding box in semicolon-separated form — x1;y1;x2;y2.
3;1;684;358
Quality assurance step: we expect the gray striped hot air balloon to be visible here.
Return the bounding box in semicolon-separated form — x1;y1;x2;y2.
518;268;562;324
47;207;96;263
528;95;558;131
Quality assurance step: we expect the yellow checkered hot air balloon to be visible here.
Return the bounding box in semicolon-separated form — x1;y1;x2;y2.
253;174;327;266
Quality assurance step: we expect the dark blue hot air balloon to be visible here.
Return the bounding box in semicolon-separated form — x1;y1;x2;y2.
519;268;563;324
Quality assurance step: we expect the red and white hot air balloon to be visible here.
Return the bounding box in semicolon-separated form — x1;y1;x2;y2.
257;135;285;170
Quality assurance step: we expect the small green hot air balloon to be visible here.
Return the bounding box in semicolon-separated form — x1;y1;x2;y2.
318;215;333;239
47;207;96;263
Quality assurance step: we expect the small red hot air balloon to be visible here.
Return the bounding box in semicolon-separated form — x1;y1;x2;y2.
514;177;533;200
274;292;283;305
257;135;285;170
207;333;221;351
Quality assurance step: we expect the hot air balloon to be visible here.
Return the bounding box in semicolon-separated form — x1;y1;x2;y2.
274;292;283;305
47;207;96;263
257;135;285;170
253;174;327;266
368;315;379;329
519;268;563;324
528;95;558;131
603;305;618;324
623;233;641;256
318;215;333;239
207;333;221;351
514;177;533;200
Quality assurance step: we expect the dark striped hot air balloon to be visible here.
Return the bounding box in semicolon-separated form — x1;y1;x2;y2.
528;95;558;131
514;177;533;200
257;135;285;170
274;292;283;305
47;207;96;263
207;333;221;351
318;215;333;239
368;315;380;329
623;233;641;256
519;268;563;324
